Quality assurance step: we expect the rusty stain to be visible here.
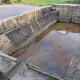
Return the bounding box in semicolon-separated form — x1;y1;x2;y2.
53;38;69;76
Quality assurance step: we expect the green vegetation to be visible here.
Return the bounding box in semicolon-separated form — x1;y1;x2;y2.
2;0;22;4
1;0;80;5
21;0;80;5
67;78;71;80
29;63;35;68
14;26;17;29
67;0;80;3
0;31;5;35
0;0;72;6
22;0;67;6
47;76;56;80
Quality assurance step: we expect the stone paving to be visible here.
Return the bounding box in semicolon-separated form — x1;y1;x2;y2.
0;51;49;80
11;64;48;80
65;56;80;80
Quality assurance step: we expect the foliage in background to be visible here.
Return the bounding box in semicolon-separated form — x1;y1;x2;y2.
2;0;22;4
1;0;80;5
21;0;68;5
66;0;80;3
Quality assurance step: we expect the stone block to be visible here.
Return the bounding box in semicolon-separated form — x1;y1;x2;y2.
0;34;12;55
22;23;32;35
57;17;71;22
6;23;32;46
37;12;55;28
47;12;55;22
24;11;35;22
37;15;47;28
73;69;80;80
0;51;17;74
30;20;40;32
41;6;52;15
72;18;80;24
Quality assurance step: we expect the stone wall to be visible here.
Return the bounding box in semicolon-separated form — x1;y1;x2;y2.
0;6;57;55
0;71;9;80
0;6;52;34
0;0;2;4
52;4;80;23
52;4;80;17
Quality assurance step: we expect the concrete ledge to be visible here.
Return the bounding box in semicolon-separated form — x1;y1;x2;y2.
72;18;80;24
0;8;57;55
52;4;80;17
27;63;63;80
0;6;52;34
0;51;17;62
64;56;80;80
57;17;71;23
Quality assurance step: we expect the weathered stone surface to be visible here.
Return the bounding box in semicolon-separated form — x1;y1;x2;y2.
72;18;80;24
47;12;55;22
11;64;48;80
57;17;71;22
0;51;17;74
30;20;40;32
64;56;80;80
37;12;55;28
73;69;80;80
0;6;57;55
35;6;52;19
0;6;52;34
22;23;32;35
6;23;32;46
0;71;9;80
52;4;80;17
37;15;47;28
41;6;52;15
0;34;13;55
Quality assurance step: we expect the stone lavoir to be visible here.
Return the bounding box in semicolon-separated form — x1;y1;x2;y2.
0;4;80;80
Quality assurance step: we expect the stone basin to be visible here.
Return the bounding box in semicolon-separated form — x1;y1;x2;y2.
18;30;80;79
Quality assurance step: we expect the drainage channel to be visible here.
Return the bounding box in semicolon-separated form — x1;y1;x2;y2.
13;22;80;80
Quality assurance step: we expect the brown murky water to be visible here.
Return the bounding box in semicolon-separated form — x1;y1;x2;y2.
36;22;80;42
13;22;80;58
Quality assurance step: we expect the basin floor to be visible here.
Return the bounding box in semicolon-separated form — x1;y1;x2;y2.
13;22;80;79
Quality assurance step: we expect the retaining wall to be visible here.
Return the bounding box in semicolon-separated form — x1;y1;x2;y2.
52;4;80;17
52;4;80;23
0;6;57;55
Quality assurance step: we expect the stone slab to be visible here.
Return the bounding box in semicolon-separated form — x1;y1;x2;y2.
5;23;32;46
0;51;17;74
37;12;55;28
64;56;80;80
73;69;80;80
30;20;40;32
72;18;80;24
10;64;48;80
57;17;71;22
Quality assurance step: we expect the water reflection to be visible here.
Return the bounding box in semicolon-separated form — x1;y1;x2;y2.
18;30;80;78
13;22;80;79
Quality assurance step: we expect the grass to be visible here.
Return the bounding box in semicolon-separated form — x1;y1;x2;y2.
2;0;79;6
21;0;69;6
